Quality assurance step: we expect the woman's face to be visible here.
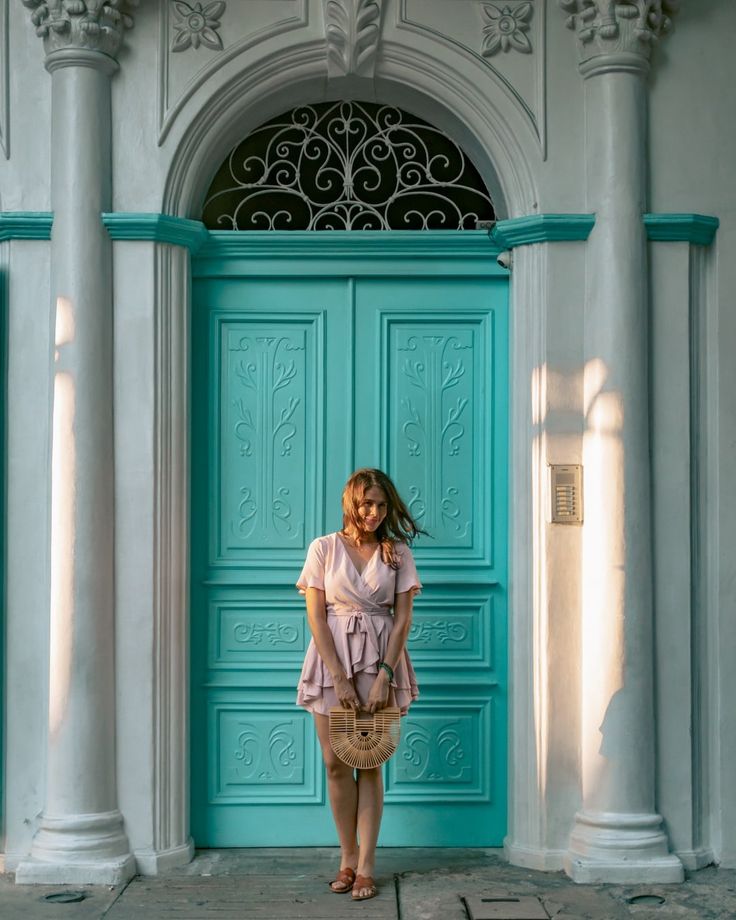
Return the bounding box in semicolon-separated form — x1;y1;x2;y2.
356;486;388;534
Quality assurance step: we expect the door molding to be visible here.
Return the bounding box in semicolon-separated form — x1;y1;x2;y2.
145;26;566;868
187;233;509;846
194;229;504;270
105;208;595;870
147;230;507;865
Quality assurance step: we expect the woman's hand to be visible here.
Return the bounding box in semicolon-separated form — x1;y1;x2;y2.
333;673;360;710
364;670;390;714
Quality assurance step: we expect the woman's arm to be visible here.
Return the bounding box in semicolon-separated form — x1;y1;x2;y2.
381;589;414;672
364;588;414;714
304;587;359;710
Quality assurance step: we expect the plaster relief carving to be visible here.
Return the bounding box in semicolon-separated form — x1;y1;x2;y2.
157;0;308;145
323;0;383;79
21;0;137;58
398;0;547;158
481;2;532;57
559;0;678;59
171;0;225;52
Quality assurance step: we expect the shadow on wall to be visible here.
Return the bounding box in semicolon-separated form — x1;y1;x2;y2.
530;356;635;804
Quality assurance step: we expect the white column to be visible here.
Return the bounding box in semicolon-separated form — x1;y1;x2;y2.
559;1;684;884
17;4;136;886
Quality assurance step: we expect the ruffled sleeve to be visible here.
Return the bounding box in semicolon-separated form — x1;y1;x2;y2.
395;542;422;596
296;537;326;595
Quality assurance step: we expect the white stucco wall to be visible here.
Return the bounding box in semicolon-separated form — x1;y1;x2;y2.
1;0;734;873
0;0;52;870
2;239;52;866
0;0;51;209
648;0;736;867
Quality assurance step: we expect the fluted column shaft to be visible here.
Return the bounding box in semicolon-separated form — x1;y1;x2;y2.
16;47;135;886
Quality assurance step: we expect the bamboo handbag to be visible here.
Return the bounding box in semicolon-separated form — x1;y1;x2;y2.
328;706;401;769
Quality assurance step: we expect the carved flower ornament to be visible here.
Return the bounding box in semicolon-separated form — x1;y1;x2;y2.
171;0;225;52
481;2;533;56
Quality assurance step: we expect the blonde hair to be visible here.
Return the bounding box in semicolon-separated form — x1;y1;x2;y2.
341;468;425;568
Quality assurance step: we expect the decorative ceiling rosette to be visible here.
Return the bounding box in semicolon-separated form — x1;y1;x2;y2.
202;101;495;231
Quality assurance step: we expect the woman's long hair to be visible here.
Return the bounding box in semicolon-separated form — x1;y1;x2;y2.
341;468;426;568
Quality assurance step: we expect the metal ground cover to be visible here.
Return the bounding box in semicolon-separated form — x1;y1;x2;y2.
463;893;550;920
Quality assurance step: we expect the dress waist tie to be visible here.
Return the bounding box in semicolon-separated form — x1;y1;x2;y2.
328;606;389;668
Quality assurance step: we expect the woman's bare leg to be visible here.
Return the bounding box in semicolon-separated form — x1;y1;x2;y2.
313;713;358;889
355;766;383;897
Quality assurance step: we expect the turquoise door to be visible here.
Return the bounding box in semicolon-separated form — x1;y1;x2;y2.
191;231;508;846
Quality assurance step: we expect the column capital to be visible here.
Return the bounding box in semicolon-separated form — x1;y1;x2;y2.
559;1;679;77
22;0;138;67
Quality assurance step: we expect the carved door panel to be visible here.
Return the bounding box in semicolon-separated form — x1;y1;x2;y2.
191;242;507;846
354;277;507;845
191;276;350;846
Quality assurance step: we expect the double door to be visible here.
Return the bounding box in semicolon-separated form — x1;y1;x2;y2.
190;234;507;846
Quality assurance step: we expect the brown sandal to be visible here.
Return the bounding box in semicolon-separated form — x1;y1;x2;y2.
352;874;378;901
328;866;356;893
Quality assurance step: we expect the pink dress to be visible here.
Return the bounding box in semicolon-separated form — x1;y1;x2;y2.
296;532;421;715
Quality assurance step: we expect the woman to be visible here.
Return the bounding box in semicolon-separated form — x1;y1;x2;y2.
296;468;423;902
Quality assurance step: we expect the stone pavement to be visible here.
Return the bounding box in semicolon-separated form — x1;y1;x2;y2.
1;849;735;920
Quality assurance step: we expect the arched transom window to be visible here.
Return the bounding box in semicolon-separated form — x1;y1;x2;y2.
202;101;495;231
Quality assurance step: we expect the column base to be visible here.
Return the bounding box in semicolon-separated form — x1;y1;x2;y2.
134;838;195;875
15;854;136;886
676;847;716;871
504;839;566;871
565;810;684;884
15;809;136;886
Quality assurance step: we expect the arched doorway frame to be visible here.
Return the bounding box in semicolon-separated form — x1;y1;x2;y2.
152;33;545;867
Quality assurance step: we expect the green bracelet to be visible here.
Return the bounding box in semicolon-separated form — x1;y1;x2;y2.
378;661;394;682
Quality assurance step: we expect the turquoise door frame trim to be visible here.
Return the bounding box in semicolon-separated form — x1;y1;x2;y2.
0;212;53;240
193;229;506;278
98;210;722;252
102;212;208;252
643;213;719;246
197;229;504;260
491;213;596;248
100;215;504;263
490;211;720;249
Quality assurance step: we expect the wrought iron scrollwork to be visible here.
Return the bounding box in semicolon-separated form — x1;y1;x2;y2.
202;101;495;230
